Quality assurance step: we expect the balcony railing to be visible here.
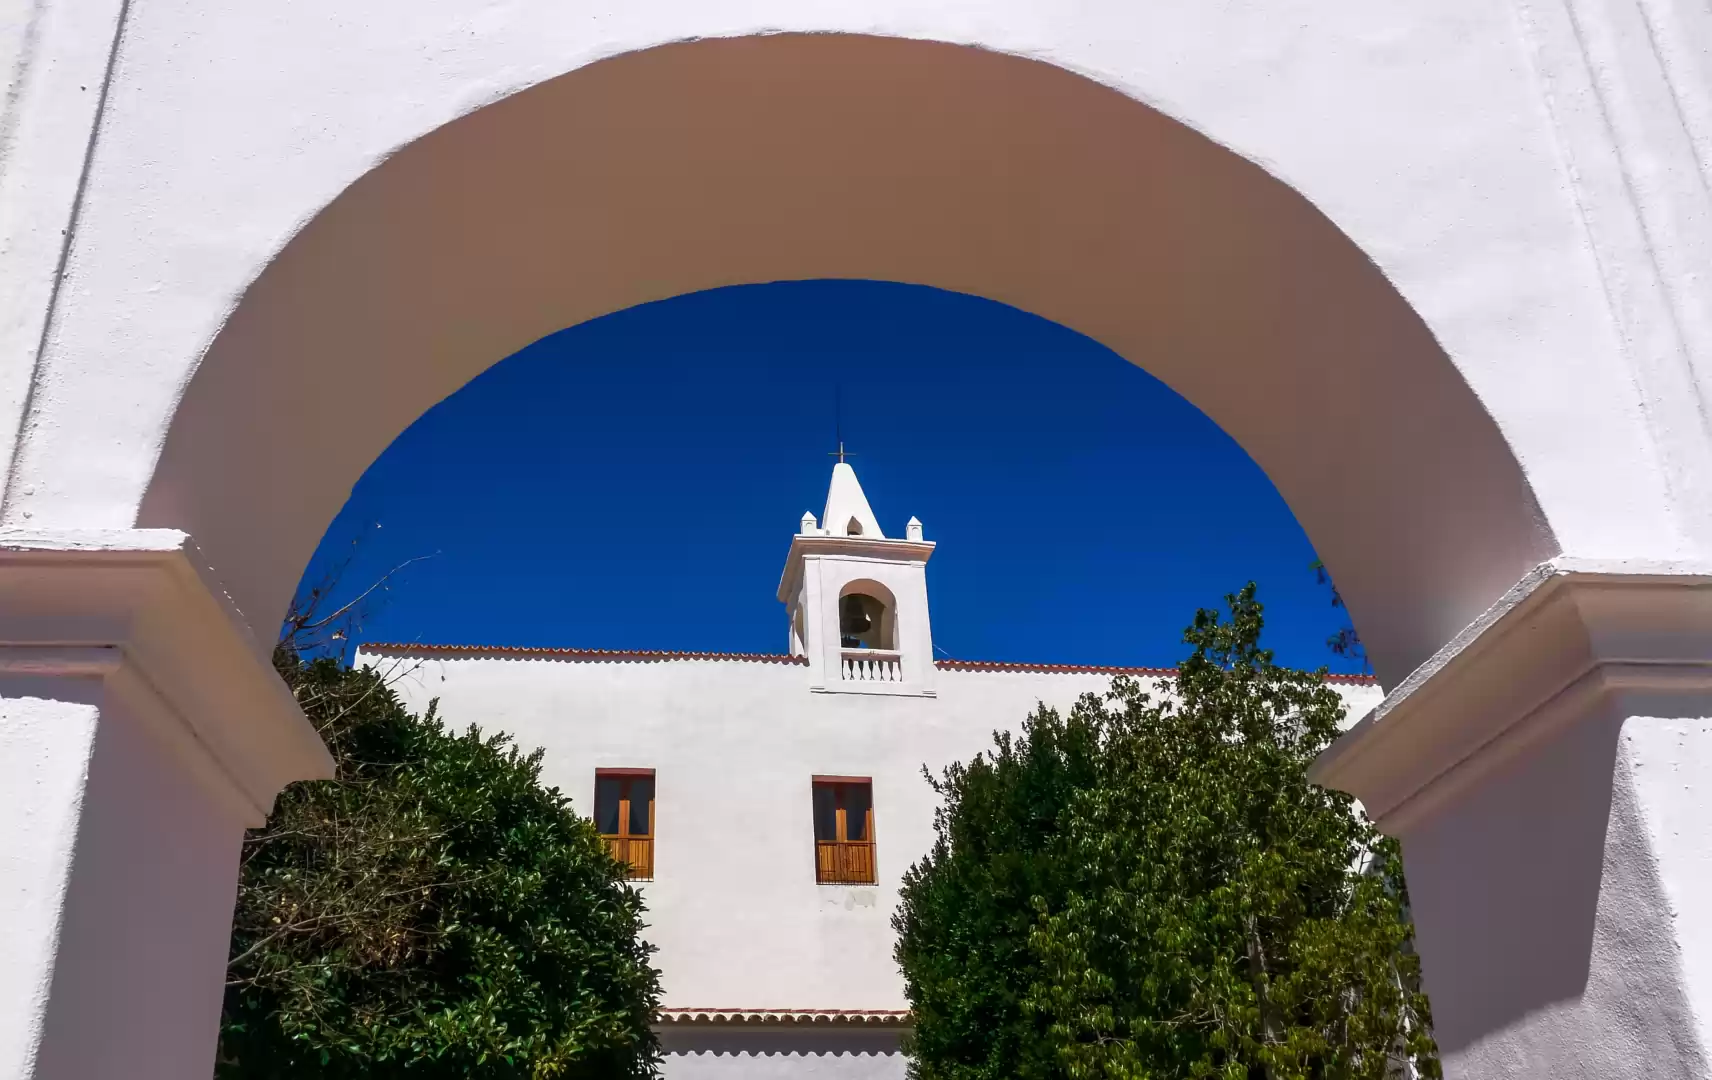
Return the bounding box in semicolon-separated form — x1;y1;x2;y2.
816;840;877;885
603;835;654;880
841;649;902;683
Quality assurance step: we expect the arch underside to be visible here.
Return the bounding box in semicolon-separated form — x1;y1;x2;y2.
139;33;1555;687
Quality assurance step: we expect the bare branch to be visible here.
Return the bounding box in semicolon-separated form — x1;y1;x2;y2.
296;554;436;636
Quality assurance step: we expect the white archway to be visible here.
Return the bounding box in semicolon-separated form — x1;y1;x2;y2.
136;35;1551;691
3;13;1710;1078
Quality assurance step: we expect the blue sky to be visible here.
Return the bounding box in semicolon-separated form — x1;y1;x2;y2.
301;281;1364;675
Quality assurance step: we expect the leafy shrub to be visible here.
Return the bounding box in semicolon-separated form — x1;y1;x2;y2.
219;653;662;1079
895;586;1438;1079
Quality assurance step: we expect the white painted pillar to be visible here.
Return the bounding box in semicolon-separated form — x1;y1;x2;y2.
0;531;331;1080
1315;561;1712;1079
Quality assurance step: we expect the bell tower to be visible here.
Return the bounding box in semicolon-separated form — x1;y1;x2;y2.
778;462;936;696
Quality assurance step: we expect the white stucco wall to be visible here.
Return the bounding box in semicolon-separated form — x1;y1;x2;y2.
363;648;1381;1014
5;3;1712;1076
0;690;97;1080
0;534;331;1080
1398;704;1712;1079
3;0;1703;692
0;679;248;1080
1628;718;1712;1051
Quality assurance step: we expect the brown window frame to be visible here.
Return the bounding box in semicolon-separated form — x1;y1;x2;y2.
812;776;877;885
595;768;655;881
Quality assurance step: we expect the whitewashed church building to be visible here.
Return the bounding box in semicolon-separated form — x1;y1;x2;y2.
362;463;1381;1078
11;6;1712;1075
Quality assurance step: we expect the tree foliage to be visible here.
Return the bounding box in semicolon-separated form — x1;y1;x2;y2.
218;650;663;1079
894;585;1437;1079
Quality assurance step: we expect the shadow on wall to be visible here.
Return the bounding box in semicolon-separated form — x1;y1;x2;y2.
1406;698;1703;1069
657;1026;904;1058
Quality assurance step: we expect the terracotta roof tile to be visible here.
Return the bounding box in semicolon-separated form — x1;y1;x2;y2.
361;643;809;665
935;658;1378;685
1318;671;1381;686
359;643;1377;685
934;658;1177;677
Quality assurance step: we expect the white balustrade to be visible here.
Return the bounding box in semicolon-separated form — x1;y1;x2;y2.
840;649;903;683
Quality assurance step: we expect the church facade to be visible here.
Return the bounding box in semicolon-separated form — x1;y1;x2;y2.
361;464;1381;1077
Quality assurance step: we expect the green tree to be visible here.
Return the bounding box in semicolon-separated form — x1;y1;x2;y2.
218;649;663;1079
894;585;1437;1079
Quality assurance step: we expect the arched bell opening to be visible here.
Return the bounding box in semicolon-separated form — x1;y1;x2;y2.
838;582;898;651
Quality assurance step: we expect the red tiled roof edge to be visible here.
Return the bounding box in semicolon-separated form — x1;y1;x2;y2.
360;643;1378;685
1320;671;1382;686
361;643;809;666
935;658;1175;677
657;1008;911;1026
935;658;1378;686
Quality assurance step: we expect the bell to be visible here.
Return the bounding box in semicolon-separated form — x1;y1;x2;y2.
840;595;873;635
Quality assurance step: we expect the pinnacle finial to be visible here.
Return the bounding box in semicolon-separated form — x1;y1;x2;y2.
822;455;883;540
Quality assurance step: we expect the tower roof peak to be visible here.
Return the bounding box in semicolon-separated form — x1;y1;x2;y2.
823;461;883;539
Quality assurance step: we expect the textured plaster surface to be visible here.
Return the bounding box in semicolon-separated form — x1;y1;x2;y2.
1626;717;1712;1063
0;0;129;489
30;688;246;1079
0;681;249;1080
0;531;326;1079
0;689;97;1080
1404;705;1712;1079
1511;0;1712;549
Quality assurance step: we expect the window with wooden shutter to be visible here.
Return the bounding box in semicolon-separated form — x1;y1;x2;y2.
594;769;654;880
812;776;876;885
